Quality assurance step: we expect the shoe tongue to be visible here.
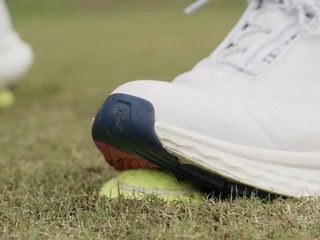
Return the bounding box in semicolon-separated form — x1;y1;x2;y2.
237;6;297;46
217;1;301;77
255;5;296;28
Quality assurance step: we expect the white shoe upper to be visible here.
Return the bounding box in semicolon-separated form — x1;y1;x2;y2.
113;0;320;153
175;0;320;153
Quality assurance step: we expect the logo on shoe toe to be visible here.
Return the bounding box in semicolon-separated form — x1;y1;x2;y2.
114;107;126;123
113;102;130;132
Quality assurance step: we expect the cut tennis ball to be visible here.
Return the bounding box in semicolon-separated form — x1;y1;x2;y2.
0;88;15;108
100;168;205;202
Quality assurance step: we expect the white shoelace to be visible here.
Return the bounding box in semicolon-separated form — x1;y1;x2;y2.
185;0;320;35
184;0;211;14
284;0;320;34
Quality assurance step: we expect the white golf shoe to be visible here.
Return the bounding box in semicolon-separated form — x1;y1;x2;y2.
92;0;320;198
0;0;33;90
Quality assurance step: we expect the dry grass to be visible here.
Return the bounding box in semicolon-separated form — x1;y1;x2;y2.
1;0;320;239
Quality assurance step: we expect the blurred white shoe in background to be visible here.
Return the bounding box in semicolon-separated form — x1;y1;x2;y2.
0;0;33;90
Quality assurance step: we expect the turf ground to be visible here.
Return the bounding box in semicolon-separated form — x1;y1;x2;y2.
1;0;320;239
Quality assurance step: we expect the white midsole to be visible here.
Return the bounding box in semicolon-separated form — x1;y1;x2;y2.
155;121;320;197
0;31;33;88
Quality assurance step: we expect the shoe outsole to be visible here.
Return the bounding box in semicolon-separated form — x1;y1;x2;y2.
94;141;156;170
92;93;277;199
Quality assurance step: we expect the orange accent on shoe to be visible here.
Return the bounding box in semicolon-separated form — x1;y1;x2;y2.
94;141;156;170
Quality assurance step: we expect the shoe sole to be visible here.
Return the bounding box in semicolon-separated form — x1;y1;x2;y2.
92;93;320;198
94;141;156;170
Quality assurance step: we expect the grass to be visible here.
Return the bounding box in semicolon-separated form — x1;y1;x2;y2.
0;0;320;239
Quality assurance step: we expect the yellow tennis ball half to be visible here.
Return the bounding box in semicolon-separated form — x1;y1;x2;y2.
99;169;205;203
0;88;15;108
